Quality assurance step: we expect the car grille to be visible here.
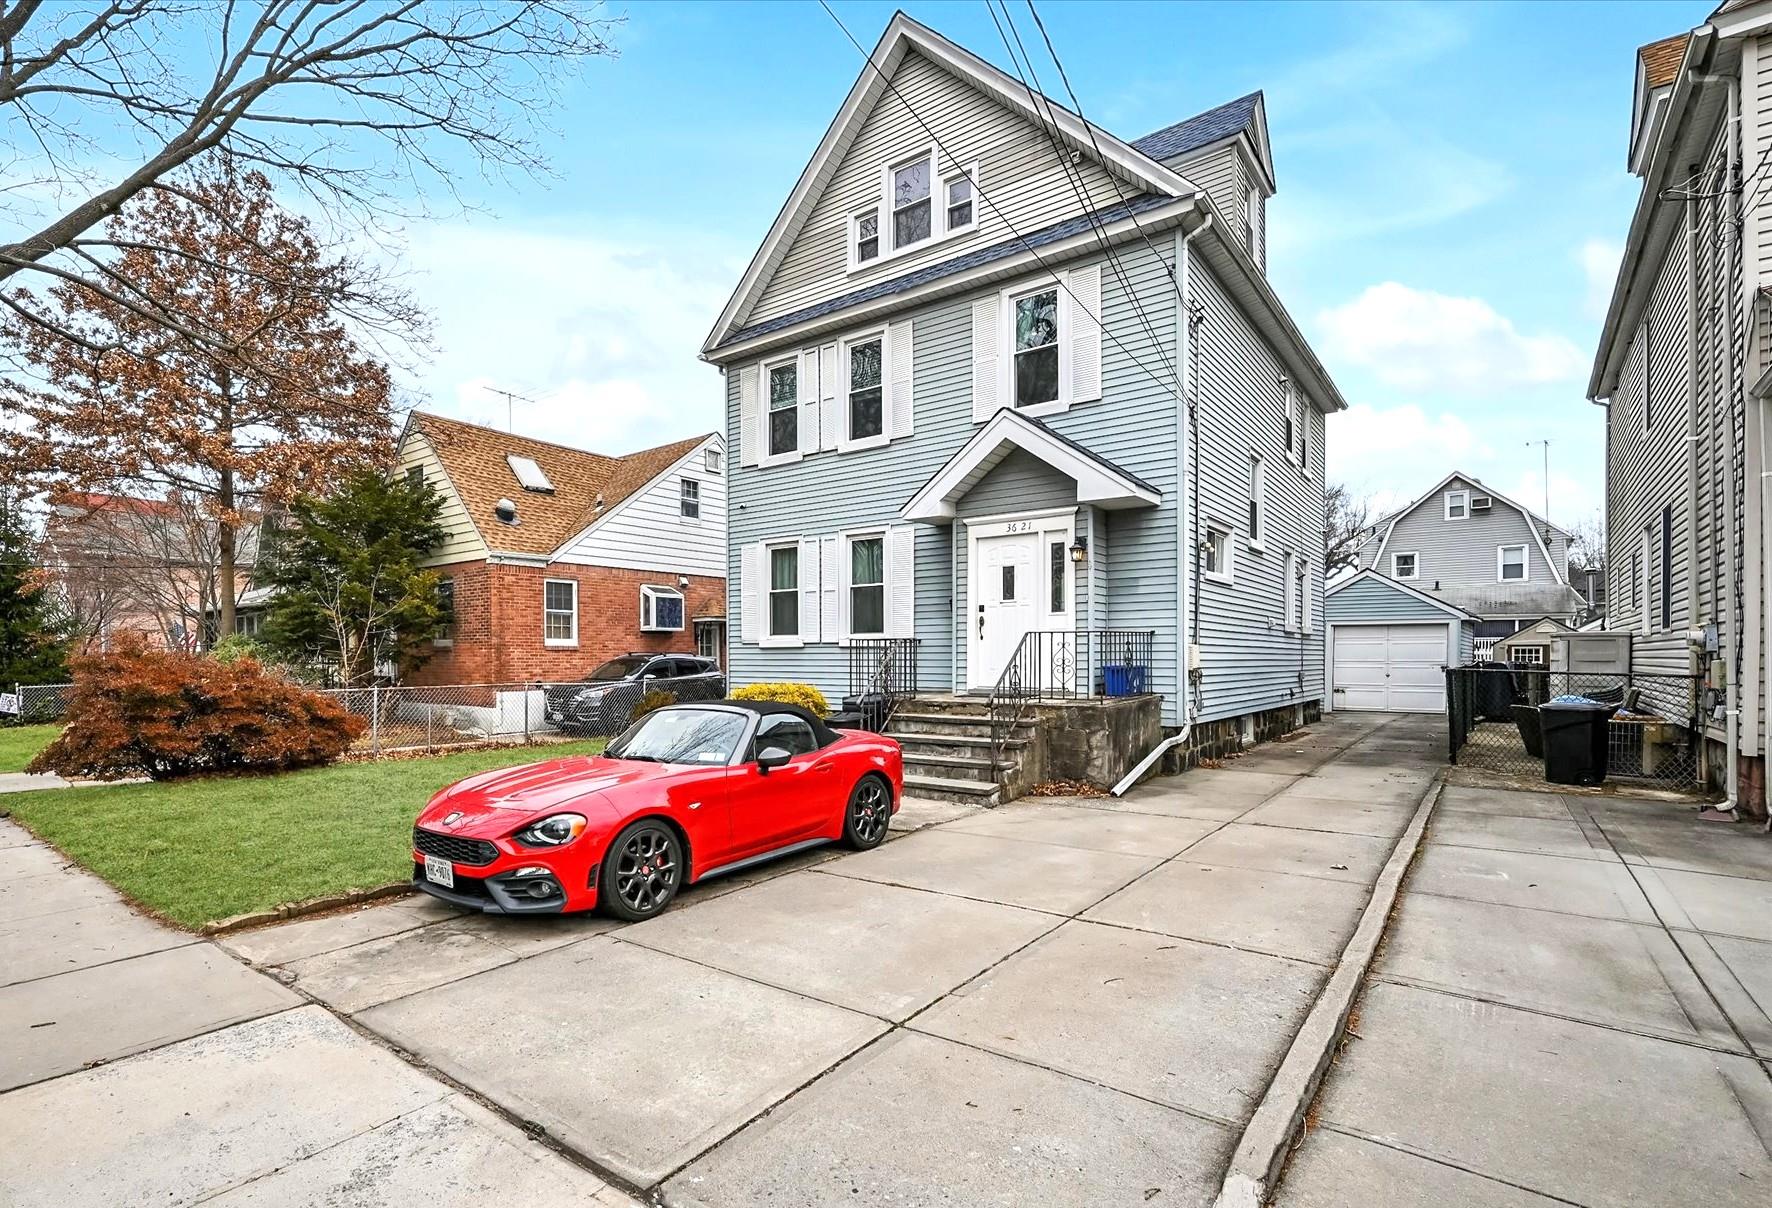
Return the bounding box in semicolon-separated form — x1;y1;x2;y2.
413;827;498;866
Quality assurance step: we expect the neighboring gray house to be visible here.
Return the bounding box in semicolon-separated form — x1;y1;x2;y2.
701;14;1347;800
1587;9;1772;813
1350;472;1582;659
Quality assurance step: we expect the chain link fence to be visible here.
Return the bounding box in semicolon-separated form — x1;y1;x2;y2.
1447;666;1704;788
3;683;72;724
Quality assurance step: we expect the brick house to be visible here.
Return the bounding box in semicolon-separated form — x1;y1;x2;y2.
395;412;726;686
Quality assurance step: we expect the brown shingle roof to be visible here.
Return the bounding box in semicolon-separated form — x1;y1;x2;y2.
407;412;708;557
1639;34;1687;90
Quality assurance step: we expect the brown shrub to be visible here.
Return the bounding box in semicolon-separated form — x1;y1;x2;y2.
28;638;365;781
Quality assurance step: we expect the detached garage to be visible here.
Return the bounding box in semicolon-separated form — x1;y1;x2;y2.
1326;569;1479;714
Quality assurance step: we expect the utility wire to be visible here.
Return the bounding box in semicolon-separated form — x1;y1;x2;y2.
813;0;1184;403
982;0;1182;397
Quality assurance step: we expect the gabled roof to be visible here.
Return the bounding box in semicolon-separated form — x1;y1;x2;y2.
703;11;1196;356
1638;34;1688;88
401;412;709;558
1372;471;1571;539
1326;567;1480;621
900;407;1159;522
1132;92;1261;161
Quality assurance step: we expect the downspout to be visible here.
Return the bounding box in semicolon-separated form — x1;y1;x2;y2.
1716;71;1742;816
1114;211;1212;795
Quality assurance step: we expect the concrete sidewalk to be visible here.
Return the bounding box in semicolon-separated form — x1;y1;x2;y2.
213;710;1439;1204
0;815;639;1208
1278;785;1772;1207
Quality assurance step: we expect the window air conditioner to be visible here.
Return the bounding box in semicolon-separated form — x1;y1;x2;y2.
1470;494;1493;511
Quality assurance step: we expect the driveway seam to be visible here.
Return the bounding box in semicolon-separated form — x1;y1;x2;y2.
1311;1122;1594;1207
0;936;203;990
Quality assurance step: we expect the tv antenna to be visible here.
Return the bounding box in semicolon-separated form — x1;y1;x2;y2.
484;386;536;433
1525;439;1551;522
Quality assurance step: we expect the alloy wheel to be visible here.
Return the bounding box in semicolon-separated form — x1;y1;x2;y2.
614;827;679;914
850;779;889;845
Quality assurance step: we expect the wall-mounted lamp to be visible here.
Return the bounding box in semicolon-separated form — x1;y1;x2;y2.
1069;535;1089;565
677;574;689;588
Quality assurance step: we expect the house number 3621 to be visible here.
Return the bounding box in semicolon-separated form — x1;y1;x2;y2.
1004;521;1034;533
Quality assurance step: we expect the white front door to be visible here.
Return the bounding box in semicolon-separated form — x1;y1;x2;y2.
972;531;1040;687
1332;623;1448;713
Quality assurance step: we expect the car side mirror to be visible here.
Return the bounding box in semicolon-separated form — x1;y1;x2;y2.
756;745;792;773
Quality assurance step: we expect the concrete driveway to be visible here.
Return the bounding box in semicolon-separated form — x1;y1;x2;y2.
1278;783;1772;1206
198;710;1440;1205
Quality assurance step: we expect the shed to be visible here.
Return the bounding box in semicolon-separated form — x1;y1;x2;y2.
1326;569;1479;713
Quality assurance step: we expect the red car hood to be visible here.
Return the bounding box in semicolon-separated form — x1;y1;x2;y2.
417;755;667;838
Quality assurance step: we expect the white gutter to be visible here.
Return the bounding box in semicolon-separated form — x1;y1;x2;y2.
1115;213;1213;796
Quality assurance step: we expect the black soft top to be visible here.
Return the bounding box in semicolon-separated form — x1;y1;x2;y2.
693;699;843;748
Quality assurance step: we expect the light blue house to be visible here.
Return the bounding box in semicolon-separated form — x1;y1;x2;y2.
700;14;1348;799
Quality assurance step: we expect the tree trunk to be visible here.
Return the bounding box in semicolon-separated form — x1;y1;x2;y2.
217;512;236;643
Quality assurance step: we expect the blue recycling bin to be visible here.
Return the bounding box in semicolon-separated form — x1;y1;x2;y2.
1102;663;1147;696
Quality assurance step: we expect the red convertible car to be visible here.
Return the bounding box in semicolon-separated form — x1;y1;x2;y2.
411;701;903;920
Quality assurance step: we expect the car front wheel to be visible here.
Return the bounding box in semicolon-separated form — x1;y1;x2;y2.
601;820;684;921
842;775;892;850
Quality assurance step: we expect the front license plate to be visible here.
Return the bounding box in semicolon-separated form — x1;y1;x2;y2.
424;854;455;889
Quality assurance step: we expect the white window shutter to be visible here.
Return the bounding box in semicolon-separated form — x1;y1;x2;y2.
798;349;819;456
819;343;840;452
887;319;914;439
738;365;761;467
740;542;763;643
800;537;821;642
821;536;843;643
886;524;916;638
971;296;1001;424
1066;263;1102;404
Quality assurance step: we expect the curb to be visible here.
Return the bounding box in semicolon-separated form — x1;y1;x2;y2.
201;882;413;935
1212;776;1443;1208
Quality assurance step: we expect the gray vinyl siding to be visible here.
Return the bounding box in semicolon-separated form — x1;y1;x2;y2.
747;49;1131;329
953;448;1076;517
1191;261;1325;723
1167;141;1256;262
1375;475;1561;598
1458;622;1476;663
1327;576;1459;625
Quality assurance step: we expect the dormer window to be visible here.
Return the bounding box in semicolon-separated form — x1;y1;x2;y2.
506;454;553;493
1445;489;1469;520
891;154;932;249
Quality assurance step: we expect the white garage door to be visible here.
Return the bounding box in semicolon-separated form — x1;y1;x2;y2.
1333;623;1447;713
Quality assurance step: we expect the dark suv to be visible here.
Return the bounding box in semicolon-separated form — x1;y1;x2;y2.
544;654;725;736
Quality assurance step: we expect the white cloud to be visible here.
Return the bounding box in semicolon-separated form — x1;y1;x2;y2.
1577;238;1623;320
1327;402;1484;506
1316;282;1585;395
400;219;743;453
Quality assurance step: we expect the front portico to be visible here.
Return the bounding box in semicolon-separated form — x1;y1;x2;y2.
900;408;1161;691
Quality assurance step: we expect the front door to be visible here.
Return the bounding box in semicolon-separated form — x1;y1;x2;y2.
971;531;1042;688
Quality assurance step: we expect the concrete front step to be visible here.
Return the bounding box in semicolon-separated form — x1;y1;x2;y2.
893;733;1028;759
902;751;1000;784
903;772;1001;806
889;711;1034;741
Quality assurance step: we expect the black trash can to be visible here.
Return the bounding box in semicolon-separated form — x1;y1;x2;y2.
1540;701;1612;786
1474;662;1517;721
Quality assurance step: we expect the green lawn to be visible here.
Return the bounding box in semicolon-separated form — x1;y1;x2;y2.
0;725;58;774
6;739;606;928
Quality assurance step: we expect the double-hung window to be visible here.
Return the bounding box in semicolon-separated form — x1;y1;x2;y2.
1012;286;1060;409
1284;553;1300;632
680;478;700;519
1498;544;1527;582
768;545;799;638
434;577;455;647
705;447;722;474
1445;490;1470;520
1660;505;1673;630
892;154;932;250
766;359;798;459
846;335;885;443
1248;455;1267;547
1204;526;1233;582
1295;557;1309;632
946;173;974;231
854;210;879;265
543;579;577;646
1392;551;1418;580
849;535;885;636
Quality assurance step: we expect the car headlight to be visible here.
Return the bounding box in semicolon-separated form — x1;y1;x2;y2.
514;813;587;847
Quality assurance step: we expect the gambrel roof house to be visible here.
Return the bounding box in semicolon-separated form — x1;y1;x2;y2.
702;13;1348;800
394;412;727;686
1586;1;1772;812
1351;471;1583;634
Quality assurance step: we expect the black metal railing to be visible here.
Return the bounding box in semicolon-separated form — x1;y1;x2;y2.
1446;664;1704;787
845;638;921;730
985;629;1156;771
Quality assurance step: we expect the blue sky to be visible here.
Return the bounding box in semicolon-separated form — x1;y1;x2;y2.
350;1;1696;526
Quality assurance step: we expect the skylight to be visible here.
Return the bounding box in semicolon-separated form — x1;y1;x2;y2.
506;453;553;493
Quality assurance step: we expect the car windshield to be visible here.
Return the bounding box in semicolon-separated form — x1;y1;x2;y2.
585;656;650;683
607;708;746;766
